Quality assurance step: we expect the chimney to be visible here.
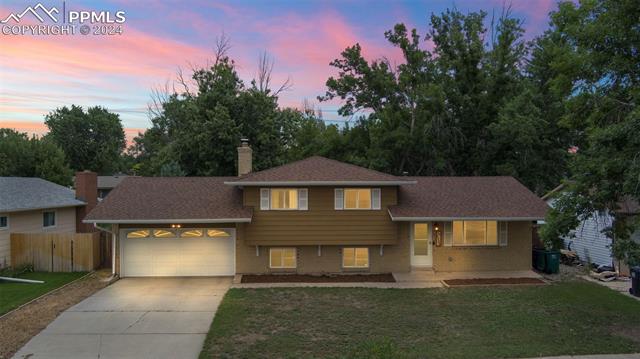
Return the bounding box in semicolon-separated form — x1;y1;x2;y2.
237;138;252;176
75;170;98;233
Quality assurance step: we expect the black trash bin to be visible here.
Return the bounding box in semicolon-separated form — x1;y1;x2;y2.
630;266;640;297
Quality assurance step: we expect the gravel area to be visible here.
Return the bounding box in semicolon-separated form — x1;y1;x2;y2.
0;269;113;359
241;273;396;283
540;263;588;282
443;277;546;286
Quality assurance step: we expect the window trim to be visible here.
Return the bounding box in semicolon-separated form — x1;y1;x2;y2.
0;215;8;230
343;188;373;210
342;247;370;268
452;220;499;247
42;210;56;229
269;247;297;269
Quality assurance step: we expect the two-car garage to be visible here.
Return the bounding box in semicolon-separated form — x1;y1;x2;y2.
119;228;236;277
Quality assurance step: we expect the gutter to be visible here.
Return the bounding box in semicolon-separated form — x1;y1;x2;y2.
223;180;417;186
83;218;252;224
387;209;544;222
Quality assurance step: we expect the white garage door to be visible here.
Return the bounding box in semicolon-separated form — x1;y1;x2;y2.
121;228;235;277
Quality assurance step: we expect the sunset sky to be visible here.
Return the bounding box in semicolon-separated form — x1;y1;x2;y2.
0;0;558;143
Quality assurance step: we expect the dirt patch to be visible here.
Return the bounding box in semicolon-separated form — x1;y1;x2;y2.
443;277;546;287
241;273;396;283
610;324;640;345
0;270;113;359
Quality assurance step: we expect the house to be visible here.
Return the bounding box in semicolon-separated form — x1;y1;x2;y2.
543;184;640;271
84;140;548;277
97;174;130;199
0;173;98;268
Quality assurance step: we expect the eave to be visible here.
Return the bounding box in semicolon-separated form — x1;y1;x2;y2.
83;218;252;224
224;180;417;186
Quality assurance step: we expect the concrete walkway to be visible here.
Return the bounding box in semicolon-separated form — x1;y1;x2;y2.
518;354;640;359
581;275;639;301
13;277;231;359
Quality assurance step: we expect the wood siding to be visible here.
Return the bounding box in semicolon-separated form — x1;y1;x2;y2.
242;186;399;245
11;232;100;272
0;207;77;268
236;222;410;274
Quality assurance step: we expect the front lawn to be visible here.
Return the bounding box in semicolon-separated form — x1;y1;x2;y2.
201;282;640;359
0;272;86;315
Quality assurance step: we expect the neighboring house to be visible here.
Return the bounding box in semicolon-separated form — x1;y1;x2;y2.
84;141;548;277
97;175;129;200
0;173;98;268
543;185;640;270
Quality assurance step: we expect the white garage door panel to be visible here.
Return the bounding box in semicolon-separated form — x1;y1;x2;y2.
122;233;235;277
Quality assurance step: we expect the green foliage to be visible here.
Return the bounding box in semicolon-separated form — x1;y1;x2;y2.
45;105;126;174
132;53;304;176
0;128;73;186
319;9;569;192
539;0;640;263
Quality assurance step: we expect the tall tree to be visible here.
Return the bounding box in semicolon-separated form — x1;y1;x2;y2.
319;8;567;192
45;105;126;174
539;0;640;266
0;128;73;186
133;40;303;176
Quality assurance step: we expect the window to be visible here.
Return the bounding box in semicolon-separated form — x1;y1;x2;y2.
452;221;498;246
270;189;298;209
43;211;56;228
207;229;231;237
0;216;7;230
153;229;177;238
335;188;380;210
126;230;150;238
342;248;369;268
413;223;429;255
261;188;308;210
270;248;296;268
181;229;204;238
344;189;371;209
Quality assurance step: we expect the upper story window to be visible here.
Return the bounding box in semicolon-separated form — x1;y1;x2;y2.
271;189;298;209
43;211;56;228
0;215;8;230
260;188;308;211
334;188;381;210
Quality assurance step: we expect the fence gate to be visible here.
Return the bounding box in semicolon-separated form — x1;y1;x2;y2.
11;232;101;272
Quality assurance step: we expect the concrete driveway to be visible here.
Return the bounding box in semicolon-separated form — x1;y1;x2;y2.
13;277;231;359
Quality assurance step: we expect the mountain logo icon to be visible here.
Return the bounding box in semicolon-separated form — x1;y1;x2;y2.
1;3;59;24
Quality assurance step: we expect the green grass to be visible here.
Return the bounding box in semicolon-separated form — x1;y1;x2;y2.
0;272;86;315
201;282;640;359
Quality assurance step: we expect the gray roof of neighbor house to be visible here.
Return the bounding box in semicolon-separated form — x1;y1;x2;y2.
388;176;548;220
225;156;416;186
97;175;130;189
84;177;252;223
0;177;86;213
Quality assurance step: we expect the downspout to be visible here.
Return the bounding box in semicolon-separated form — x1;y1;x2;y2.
93;223;117;276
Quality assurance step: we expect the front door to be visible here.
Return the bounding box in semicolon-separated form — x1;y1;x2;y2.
411;223;433;266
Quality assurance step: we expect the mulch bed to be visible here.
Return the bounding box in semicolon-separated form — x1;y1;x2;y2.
443;277;546;287
0;270;113;359
241;273;396;283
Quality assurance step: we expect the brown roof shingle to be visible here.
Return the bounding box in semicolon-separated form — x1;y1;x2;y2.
226;156;414;185
389;177;548;220
84;177;252;223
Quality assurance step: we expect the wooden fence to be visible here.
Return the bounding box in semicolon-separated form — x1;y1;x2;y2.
11;232;101;272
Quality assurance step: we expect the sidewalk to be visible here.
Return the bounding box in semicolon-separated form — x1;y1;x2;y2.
518;354;640;359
